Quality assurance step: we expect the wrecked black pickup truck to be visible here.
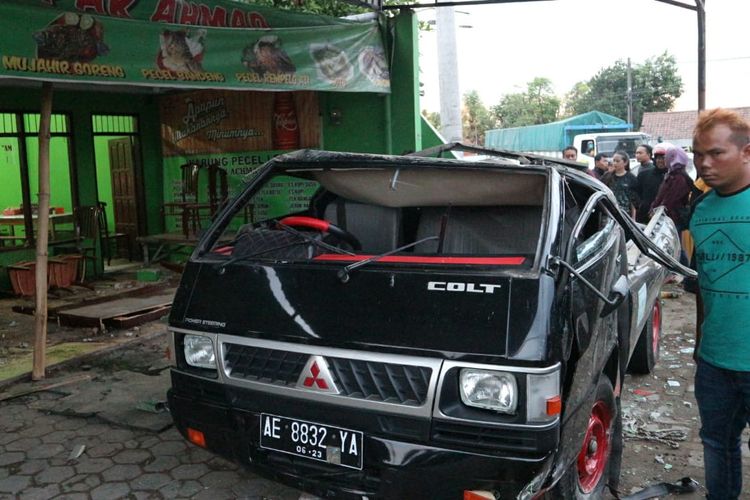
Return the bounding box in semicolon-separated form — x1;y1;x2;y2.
166;148;693;499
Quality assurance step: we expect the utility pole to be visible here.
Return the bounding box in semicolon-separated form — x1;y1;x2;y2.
697;0;705;110
436;6;463;143
652;0;705;110
626;57;633;127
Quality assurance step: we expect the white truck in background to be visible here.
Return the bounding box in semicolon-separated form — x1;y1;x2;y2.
573;132;652;173
484;114;652;173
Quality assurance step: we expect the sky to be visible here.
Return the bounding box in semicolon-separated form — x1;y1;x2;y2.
417;0;750;119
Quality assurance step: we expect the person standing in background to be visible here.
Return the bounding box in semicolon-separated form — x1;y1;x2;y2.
690;108;750;500
591;153;610;180
636;143;669;223
635;144;654;173
562;146;578;161
681;175;712;294
634;144;653;221
602;150;639;218
651;147;693;230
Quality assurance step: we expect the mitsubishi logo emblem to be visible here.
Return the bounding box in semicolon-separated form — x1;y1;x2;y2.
304;361;328;389
297;356;339;394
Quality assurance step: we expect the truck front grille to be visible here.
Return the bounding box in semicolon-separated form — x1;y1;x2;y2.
329;358;431;406
222;343;432;406
223;343;308;385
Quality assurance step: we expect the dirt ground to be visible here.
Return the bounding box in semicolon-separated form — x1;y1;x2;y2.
0;266;180;382
617;282;750;498
2;272;750;497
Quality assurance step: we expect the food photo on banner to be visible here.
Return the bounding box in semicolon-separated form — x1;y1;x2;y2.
0;0;391;93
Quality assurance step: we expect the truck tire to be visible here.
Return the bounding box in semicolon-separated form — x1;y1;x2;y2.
628;300;662;374
548;377;622;499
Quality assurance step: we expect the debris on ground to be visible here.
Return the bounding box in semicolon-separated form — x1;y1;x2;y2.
67;444;86;461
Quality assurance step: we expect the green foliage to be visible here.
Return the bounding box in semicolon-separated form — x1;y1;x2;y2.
562;81;589;116
565;52;683;127
242;0;412;18
490;77;560;128
240;0;366;17
462;90;496;145
423;110;441;129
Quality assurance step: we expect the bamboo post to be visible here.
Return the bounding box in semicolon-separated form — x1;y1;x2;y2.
32;82;53;381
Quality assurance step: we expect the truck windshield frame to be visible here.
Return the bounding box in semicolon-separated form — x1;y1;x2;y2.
194;161;552;274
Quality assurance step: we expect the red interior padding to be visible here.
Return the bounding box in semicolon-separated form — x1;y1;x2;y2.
278;216;331;232
313;254;526;265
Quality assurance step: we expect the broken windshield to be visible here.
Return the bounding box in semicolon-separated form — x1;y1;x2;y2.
204;166;548;270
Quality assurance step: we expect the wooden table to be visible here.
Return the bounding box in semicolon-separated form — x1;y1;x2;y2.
0;212;74;240
137;232;235;265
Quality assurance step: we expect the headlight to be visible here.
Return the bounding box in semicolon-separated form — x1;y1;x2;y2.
459;369;517;413
183;334;216;369
526;370;561;423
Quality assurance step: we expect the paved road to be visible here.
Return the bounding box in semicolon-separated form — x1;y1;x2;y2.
0;336;301;500
0;396;299;500
1;286;749;499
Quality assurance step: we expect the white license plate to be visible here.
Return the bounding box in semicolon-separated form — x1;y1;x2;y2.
259;413;363;470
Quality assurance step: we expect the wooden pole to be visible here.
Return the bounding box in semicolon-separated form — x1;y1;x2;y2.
32;82;53;381
697;0;706;111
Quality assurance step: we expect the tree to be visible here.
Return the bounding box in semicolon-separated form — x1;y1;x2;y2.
423;110;441;130
565;52;683;128
462;90;496;145
248;0;413;18
490;77;560;128
562;81;590;116
247;0;364;17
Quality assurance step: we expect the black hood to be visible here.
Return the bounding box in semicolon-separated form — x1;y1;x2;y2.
170;261;553;361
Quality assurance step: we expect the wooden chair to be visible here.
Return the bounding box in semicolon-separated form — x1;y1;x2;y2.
97;202;132;265
54;205;100;283
163;162;229;237
206;164;229;216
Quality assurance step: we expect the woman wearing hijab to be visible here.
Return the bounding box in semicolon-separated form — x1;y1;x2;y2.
650;147;694;231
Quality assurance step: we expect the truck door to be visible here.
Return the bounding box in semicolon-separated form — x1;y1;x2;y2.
566;198;622;357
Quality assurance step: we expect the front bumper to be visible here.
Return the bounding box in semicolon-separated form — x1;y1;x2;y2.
169;370;558;499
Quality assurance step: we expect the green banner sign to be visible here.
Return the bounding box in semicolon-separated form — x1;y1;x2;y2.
28;0;354;28
0;0;390;93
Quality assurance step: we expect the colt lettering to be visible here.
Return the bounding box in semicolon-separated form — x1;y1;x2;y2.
427;281;502;294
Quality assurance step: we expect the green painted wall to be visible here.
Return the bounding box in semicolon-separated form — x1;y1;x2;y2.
319;92;388;152
0;137;22;216
319;10;423;155
0;87;162;290
421;115;445;150
388;11;422;155
25;137;74;215
0;136;74;236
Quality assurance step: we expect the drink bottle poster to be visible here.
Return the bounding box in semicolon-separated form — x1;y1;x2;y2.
159;89;320;228
158;89;319;156
0;0;391;93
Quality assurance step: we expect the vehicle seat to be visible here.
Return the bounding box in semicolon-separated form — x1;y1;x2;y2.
323;199;402;254
415;206;542;255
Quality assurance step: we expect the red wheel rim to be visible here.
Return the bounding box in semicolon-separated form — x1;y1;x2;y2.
651;301;661;356
577;400;612;493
